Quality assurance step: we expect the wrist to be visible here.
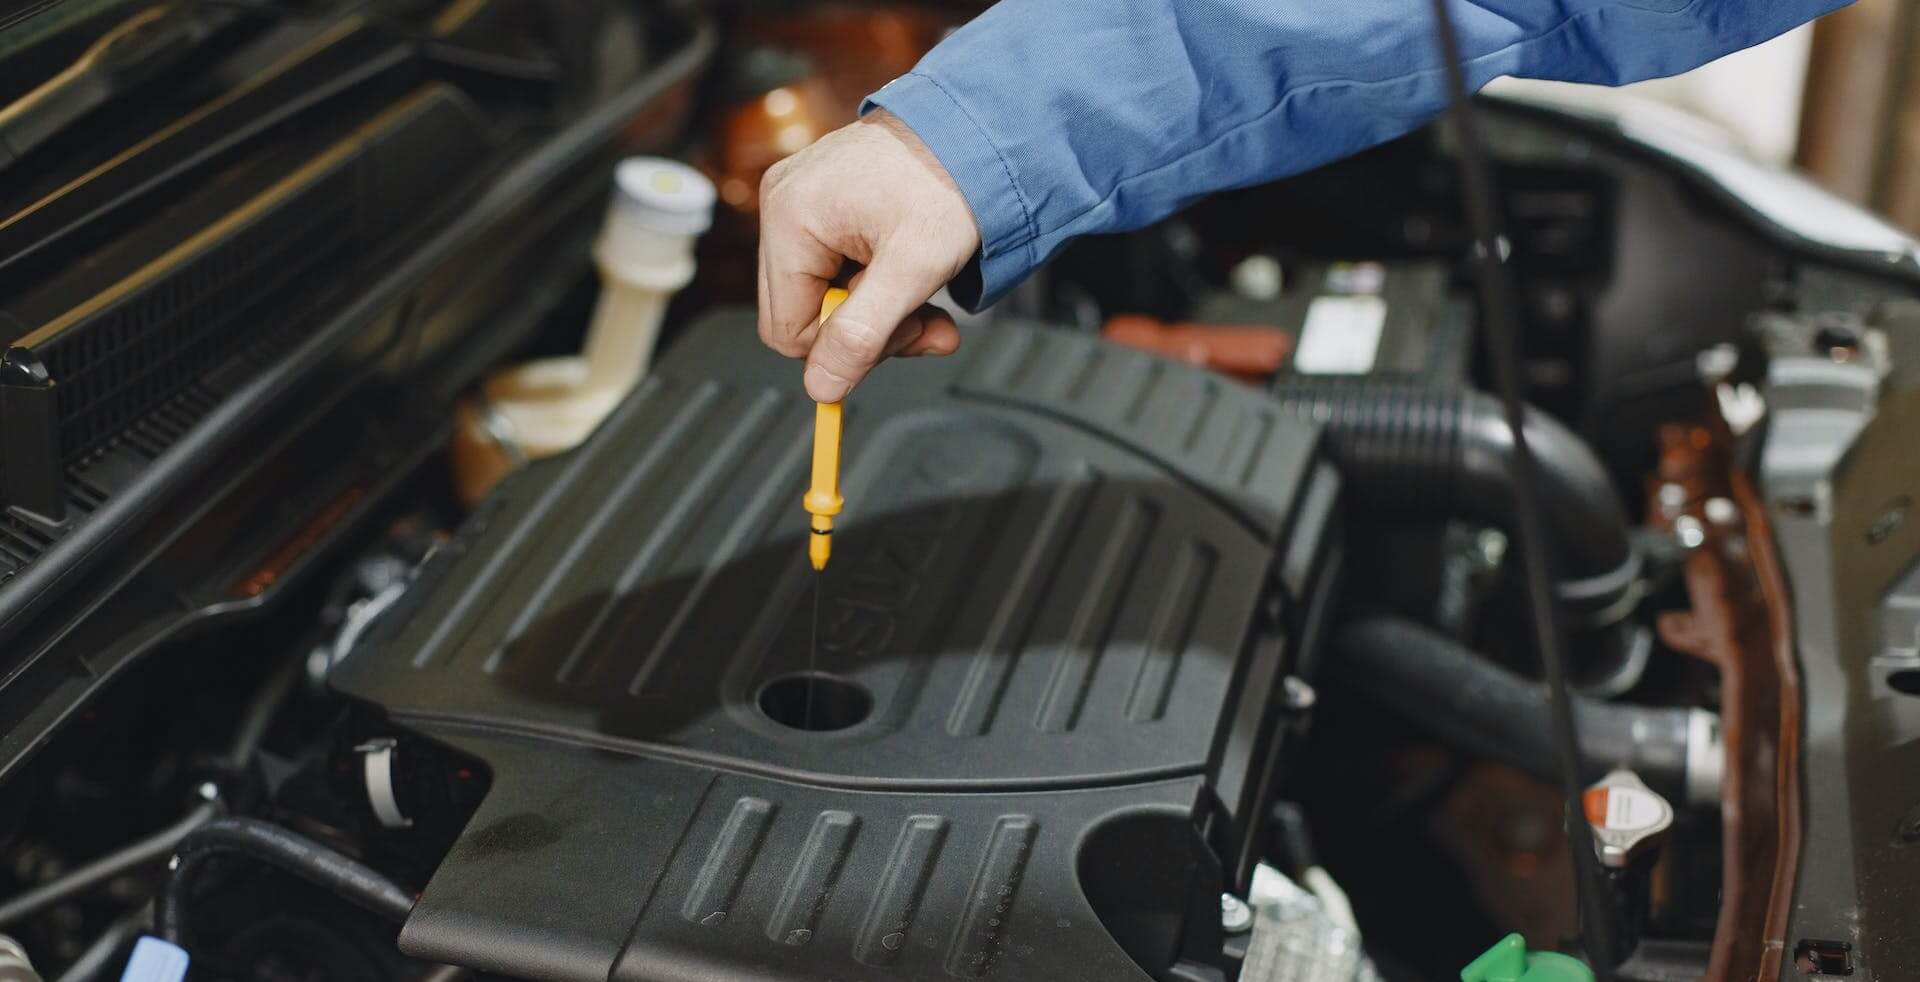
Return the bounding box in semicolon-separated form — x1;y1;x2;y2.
863;74;1031;310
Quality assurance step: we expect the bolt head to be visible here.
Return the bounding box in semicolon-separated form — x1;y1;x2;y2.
1674;515;1707;551
1220;893;1254;934
1280;676;1317;713
1695;343;1739;384
1658;483;1689;519
1704;497;1739;526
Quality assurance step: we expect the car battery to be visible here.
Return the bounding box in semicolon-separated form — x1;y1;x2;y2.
1189;260;1474;385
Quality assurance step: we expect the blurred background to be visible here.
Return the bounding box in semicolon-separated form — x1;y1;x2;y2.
1496;0;1920;231
697;0;1920;241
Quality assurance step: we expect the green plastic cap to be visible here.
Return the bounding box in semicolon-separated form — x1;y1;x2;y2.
1460;934;1596;982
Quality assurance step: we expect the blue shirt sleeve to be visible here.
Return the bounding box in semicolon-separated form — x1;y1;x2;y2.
863;0;1851;310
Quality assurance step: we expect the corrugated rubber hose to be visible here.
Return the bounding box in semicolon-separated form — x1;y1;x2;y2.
1272;380;1640;624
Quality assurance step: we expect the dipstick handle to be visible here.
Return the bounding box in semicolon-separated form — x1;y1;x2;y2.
803;288;850;570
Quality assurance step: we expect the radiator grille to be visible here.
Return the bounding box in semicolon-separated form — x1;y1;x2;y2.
36;168;360;460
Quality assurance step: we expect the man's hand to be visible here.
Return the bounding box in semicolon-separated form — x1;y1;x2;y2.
757;109;980;403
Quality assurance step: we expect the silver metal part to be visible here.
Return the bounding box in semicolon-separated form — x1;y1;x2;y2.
1696;342;1740;385
1280;676;1317;713
1584;769;1674;868
1683;708;1724;808
1238;864;1380;982
1758;302;1920;977
1703;496;1740;527
1221;893;1254;934
1474;527;1509;571
1231;254;1286;301
336;581;408;665
1673;515;1707;550
478;398;532;469
1657;482;1689;519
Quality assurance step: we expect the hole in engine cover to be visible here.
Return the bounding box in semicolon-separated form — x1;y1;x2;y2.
758;672;873;731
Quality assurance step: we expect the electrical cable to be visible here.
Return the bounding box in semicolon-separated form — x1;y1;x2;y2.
1423;1;1621;975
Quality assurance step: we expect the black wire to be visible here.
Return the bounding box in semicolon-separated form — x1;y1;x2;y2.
1422;1;1620;976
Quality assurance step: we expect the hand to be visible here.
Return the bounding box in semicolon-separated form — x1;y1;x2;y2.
757;109;981;403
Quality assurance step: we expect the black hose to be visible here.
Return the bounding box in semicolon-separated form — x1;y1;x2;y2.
156;819;413;946
0;804;218;929
1331;616;1700;802
0;655;300;929
1272;381;1639;622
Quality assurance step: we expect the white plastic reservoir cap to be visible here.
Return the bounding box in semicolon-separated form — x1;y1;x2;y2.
612;157;716;236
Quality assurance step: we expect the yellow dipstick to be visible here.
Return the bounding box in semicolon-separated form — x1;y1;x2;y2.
803;288;850;570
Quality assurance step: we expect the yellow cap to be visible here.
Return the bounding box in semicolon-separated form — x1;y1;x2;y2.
803;289;850;570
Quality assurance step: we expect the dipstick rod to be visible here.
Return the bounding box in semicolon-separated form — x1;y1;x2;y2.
803;288;850;570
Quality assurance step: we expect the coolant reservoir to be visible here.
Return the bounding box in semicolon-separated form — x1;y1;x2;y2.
453;157;715;504
584;158;719;390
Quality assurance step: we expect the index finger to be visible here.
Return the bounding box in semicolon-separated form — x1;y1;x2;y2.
757;206;841;359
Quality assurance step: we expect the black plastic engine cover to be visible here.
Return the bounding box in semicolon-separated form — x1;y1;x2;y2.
333;310;1341;982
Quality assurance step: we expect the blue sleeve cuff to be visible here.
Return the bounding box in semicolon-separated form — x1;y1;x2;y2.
863;72;1036;312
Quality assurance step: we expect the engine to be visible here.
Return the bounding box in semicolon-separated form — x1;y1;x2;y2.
6;2;1920;980
333;313;1339;982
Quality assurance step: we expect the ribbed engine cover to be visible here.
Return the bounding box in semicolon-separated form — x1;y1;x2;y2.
332;310;1341;982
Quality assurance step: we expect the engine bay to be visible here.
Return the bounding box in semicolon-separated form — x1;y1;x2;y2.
3;3;1920;981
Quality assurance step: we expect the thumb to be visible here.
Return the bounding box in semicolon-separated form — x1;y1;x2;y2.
804;256;944;403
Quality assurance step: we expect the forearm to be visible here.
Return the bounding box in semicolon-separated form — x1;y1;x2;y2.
868;0;1850;309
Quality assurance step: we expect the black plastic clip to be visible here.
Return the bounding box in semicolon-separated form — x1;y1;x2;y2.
0;347;66;524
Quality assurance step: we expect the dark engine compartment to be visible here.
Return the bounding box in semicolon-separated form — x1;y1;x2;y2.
4;3;1920;982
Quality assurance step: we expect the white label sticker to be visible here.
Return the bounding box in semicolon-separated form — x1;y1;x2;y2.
1602;787;1664;832
1294;296;1387;374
